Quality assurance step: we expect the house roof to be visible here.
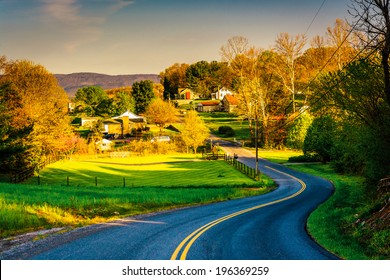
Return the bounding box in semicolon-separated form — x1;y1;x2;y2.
224;95;239;105
114;110;143;119
103;119;122;125
198;101;220;106
179;88;194;93
112;111;145;122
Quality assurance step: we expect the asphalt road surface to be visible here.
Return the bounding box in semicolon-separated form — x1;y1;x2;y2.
2;139;338;260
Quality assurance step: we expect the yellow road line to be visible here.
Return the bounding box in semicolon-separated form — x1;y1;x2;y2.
170;166;307;260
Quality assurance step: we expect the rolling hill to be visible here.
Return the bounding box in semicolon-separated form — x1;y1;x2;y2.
55;73;160;97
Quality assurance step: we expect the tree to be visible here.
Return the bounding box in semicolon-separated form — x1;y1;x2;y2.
186;61;212;98
74;86;109;116
146;99;178;133
110;91;135;116
132;80;155;114
160;63;189;100
303;115;338;163
220;36;250;64
105;87;135;116
286;111;314;150
0;59;73;170
350;0;390;107
274;32;307;113
230;48;288;148
313;58;390;183
0;83;32;171
181;110;209;153
326;18;357;70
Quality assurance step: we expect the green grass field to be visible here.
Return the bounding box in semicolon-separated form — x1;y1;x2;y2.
257;149;303;164
200;112;250;141
289;164;389;260
0;154;274;238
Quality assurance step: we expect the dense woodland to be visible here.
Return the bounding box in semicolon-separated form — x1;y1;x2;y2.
1;1;390;192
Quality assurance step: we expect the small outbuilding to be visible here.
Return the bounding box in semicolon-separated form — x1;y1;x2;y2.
96;139;114;152
221;95;239;113
196;101;221;112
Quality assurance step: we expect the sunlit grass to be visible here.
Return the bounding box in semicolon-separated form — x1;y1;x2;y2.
257;149;304;164
24;155;262;188
200;112;250;141
288;164;377;259
0;155;275;238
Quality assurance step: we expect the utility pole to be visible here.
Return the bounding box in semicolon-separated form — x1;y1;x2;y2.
251;99;260;180
255;112;259;180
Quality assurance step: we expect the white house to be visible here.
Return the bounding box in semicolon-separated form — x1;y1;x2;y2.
212;87;233;100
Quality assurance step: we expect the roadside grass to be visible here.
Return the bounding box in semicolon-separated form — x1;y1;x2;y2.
0;154;274;238
257;149;304;164
200;112;250;141
288;164;385;260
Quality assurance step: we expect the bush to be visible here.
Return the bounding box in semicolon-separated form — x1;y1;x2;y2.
303;115;337;162
218;125;235;137
286;112;313;150
288;154;322;163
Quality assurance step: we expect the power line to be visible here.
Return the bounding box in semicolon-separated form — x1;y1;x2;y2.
305;0;327;36
268;9;389;133
272;29;384;134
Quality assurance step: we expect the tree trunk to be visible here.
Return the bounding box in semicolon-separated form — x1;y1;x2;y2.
382;49;390;107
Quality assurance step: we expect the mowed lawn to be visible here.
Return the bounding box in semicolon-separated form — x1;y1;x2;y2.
0;154;274;238
24;154;263;188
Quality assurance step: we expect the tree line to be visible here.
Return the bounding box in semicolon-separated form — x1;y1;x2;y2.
159;1;389;186
1;0;389;187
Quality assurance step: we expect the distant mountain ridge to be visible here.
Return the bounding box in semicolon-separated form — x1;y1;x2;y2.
55;72;160;97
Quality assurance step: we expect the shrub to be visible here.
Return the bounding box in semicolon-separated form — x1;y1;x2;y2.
286;112;313;150
288;154;322;163
218;125;235;137
303;115;337;162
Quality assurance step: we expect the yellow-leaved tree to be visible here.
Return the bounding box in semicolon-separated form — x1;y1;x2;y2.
146;98;178;133
0;58;74;170
180;110;209;154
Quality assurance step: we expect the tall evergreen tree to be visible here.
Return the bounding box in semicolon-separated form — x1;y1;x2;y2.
132;80;155;114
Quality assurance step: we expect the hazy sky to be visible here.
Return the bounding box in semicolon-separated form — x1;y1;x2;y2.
0;0;351;75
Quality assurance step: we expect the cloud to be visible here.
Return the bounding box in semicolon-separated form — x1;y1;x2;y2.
110;0;134;13
39;0;134;52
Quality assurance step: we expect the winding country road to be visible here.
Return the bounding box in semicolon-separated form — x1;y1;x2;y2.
2;139;338;260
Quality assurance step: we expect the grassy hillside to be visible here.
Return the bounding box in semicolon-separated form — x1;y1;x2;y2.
0;155;274;238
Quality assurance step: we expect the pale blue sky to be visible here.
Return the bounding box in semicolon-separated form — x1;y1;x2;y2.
0;0;351;74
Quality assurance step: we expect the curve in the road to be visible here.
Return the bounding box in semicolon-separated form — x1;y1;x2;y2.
0;139;339;260
171;166;307;260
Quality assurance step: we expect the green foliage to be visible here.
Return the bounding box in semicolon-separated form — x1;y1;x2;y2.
313;58;390;184
0;156;274;238
132;80;155;114
288;154;321;163
286;111;313;149
110;91;135;116
303;115;337;162
0;59;73;171
218;125;235;137
0;83;33;171
74;86;109;117
290;164;388;259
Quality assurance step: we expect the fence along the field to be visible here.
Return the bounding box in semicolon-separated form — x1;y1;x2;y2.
224;154;259;181
34;175;134;188
10;154;65;183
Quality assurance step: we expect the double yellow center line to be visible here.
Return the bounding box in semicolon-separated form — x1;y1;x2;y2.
170;166;307;260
